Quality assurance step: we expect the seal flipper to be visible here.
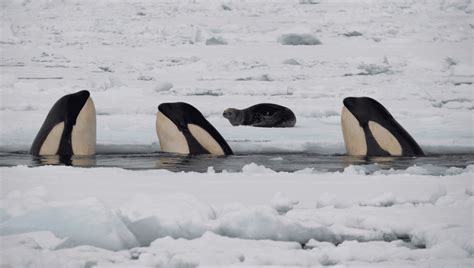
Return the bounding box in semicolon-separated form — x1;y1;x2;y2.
251;110;284;127
30;90;96;156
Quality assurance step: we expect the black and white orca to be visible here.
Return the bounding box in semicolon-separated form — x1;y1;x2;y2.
30;90;96;156
341;97;424;157
156;102;233;155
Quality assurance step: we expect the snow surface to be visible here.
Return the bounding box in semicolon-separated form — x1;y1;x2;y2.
1;0;473;267
0;165;473;267
0;0;473;154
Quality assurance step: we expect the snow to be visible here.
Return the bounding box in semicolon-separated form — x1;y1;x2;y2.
270;192;299;214
1;0;473;267
0;197;139;251
1;165;473;266
277;33;322;45
205;36;228;45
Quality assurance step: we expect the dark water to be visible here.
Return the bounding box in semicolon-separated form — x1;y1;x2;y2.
0;151;473;173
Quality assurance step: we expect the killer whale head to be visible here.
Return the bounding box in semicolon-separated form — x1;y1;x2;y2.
30;90;96;156
341;97;424;157
156;102;233;155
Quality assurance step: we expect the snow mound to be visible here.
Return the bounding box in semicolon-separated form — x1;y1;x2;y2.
236;74;274;81
441;0;473;13
357;62;392;75
278;33;322;45
2;241;131;268
299;0;319;4
2;186;49;218
342;164;474;176
2;231;66;250
360;187;447;207
137;74;155;81
282;58;302;65
241;163;276;174
343;31;363;37
215;206;340;244
360;192;397;207
121;194;338;246
205;37;228;45
140;231;304;266
120;193;216;246
221;4;233;11
154;81;174;92
270;192;299;214
0;198;139;251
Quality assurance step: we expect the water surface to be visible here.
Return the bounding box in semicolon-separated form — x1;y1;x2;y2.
1;151;472;173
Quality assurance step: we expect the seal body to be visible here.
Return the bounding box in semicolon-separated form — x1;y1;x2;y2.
156;102;233;155
30;90;96;156
223;103;296;128
341;97;424;157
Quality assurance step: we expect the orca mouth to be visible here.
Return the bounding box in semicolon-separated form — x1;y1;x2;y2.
157;103;169;115
157;105;174;125
76;90;90;98
342;97;357;111
157;103;188;131
158;103;176;120
70;90;90;103
342;98;366;127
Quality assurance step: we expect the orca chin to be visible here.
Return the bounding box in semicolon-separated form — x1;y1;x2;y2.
341;97;424;157
30;90;96;156
341;105;367;156
156;102;233;156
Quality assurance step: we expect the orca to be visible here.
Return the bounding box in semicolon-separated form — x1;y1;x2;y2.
156;102;233;155
30;90;96;156
341;97;424;157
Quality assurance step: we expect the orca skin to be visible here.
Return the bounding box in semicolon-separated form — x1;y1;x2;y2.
30;90;96;156
341;97;424;157
156;102;233;155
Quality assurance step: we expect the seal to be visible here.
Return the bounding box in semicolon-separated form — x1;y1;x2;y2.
341;97;424;157
30;90;96;156
223;103;296;127
156;102;233;155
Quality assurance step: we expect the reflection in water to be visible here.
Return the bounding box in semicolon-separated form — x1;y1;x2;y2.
156;154;235;172
155;154;192;170
341;155;368;168
0;152;471;173
366;156;407;169
341;155;426;170
32;155;97;167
